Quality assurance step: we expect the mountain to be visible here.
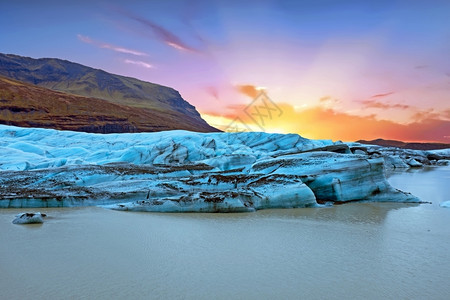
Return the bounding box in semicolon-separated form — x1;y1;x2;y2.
0;53;218;132
357;138;450;150
0;76;215;133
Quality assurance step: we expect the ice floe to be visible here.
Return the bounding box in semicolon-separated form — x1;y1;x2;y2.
12;212;46;224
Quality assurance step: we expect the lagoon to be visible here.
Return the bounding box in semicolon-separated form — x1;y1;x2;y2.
1;166;449;299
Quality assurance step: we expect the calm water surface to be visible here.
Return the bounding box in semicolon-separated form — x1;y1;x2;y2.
1;166;449;299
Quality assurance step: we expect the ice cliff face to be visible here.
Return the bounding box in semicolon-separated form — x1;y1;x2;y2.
0;125;436;211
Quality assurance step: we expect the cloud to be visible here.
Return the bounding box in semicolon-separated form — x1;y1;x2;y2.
319;96;331;102
370;92;395;98
319;96;340;106
204;86;219;100
412;108;450;122
357;92;401;110
360;99;411;110
444;109;450;119
115;8;199;52
236;84;263;98
123;59;153;69
77;34;148;56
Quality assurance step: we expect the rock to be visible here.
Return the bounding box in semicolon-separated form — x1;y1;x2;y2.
12;212;46;224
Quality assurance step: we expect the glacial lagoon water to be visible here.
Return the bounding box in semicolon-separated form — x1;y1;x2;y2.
1;166;449;299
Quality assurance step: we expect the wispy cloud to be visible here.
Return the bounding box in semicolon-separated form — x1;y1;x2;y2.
319;96;340;106
360;99;410;110
358;91;410;110
123;59;153;69
319;96;331;102
370;92;395;99
115;8;199;52
77;34;148;56
412;108;450;122
411;109;440;122
205;86;219;100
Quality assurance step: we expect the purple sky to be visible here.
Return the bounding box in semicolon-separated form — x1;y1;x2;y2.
1;0;449;141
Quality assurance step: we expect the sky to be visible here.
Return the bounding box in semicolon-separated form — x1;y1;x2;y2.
1;0;449;142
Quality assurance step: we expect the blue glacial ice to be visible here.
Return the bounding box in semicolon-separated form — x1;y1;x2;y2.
440;201;450;208
0;124;444;212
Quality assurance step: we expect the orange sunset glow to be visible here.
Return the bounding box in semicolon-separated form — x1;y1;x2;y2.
202;85;450;143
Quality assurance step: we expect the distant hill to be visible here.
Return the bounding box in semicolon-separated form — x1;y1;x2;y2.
0;53;218;132
0;76;216;133
357;138;450;150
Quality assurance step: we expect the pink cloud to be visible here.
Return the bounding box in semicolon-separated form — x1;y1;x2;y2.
370;92;395;98
114;8;199;52
411;108;450;122
205;86;219;100
360;99;411;110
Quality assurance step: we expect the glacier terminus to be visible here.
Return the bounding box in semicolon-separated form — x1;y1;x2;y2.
1;125;448;212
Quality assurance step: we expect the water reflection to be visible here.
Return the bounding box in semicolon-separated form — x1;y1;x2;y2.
13;222;44;229
129;201;420;226
387;165;450;206
386;165;445;177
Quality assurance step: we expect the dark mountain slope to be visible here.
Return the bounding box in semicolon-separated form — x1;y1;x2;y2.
357;138;449;150
0;76;214;133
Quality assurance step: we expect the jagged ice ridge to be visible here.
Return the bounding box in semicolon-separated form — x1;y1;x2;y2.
1;125;445;212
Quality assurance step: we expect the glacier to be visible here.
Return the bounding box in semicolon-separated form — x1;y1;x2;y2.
1;124;447;212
